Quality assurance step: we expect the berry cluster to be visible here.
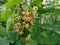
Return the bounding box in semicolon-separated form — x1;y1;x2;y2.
11;6;38;35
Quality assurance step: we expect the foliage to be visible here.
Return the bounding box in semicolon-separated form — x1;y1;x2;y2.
0;0;60;45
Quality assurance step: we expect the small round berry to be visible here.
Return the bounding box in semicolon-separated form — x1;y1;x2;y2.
33;6;38;11
23;22;26;24
15;22;20;29
33;11;38;18
22;16;27;21
22;11;26;15
26;17;32;22
30;20;34;26
19;26;24;31
25;34;31;42
25;23;29;28
14;14;18;18
15;15;21;21
20;31;24;35
16;29;19;32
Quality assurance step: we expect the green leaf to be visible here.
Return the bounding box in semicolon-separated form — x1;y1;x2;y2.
32;0;42;7
15;41;21;45
38;7;60;14
19;37;26;45
6;0;22;8
1;9;11;21
27;39;37;45
53;33;60;43
43;23;60;32
22;4;29;10
6;15;13;30
7;31;18;43
36;31;55;44
0;37;9;45
0;27;6;36
49;32;60;44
